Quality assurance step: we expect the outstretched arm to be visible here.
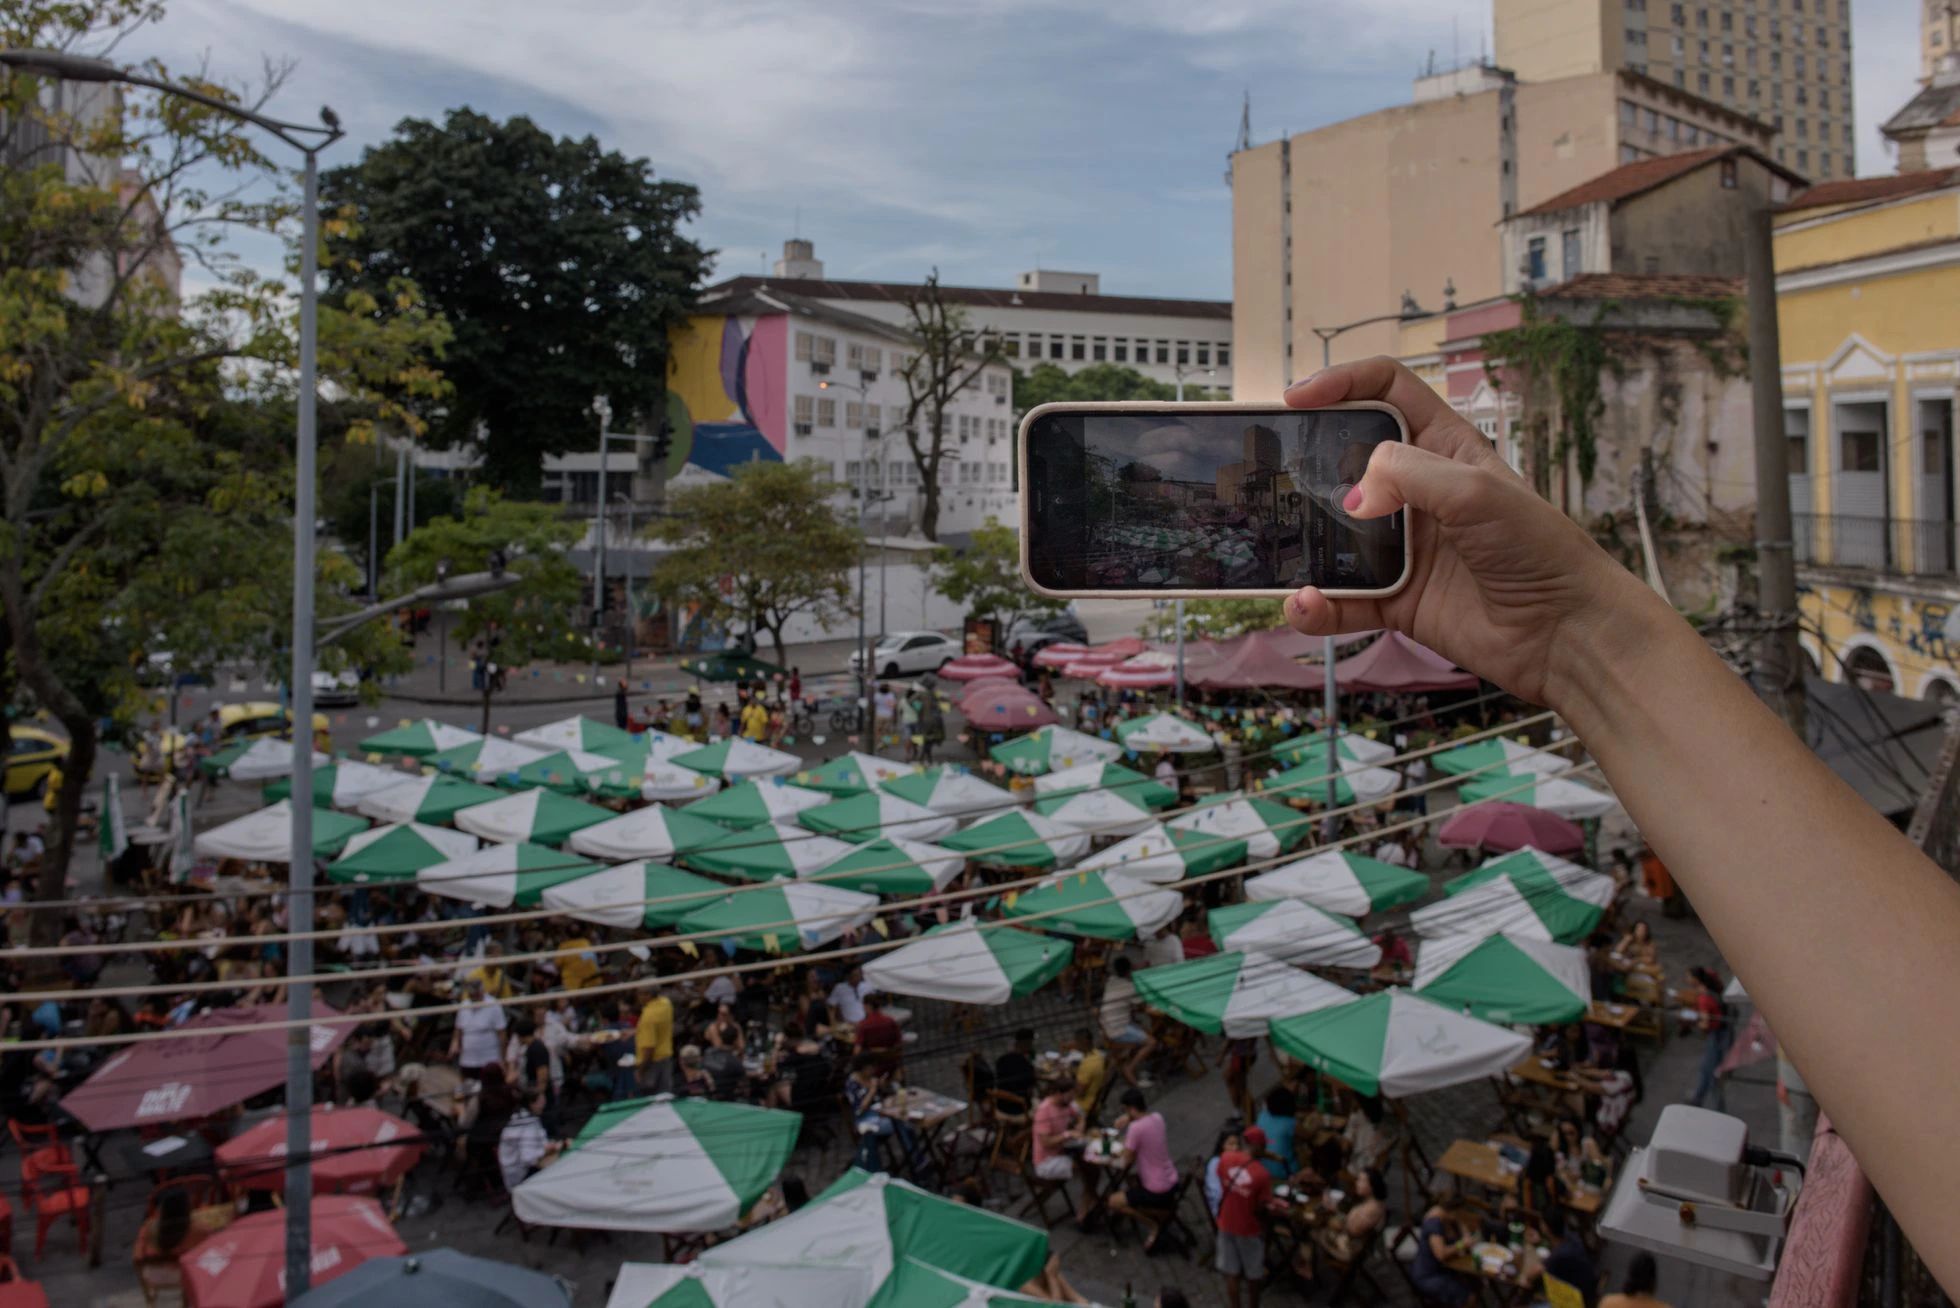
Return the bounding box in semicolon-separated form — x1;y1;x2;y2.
1282;358;1960;1293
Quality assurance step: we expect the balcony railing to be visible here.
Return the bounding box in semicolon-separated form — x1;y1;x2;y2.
1792;513;1960;578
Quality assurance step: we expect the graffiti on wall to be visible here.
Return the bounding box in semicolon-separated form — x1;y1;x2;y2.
665;314;786;477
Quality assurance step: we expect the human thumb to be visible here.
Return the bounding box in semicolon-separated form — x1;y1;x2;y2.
1342;438;1486;528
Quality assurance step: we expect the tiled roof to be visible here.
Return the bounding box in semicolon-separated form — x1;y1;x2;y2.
1781;167;1960;213
702;274;1231;320
1515;145;1800;218
1880;79;1960;135
1537;272;1744;300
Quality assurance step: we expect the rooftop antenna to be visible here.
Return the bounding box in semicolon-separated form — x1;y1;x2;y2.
1235;90;1251;153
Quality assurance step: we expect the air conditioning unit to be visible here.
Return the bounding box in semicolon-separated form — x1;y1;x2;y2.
995;393;1006;404
811;360;831;375
866;426;881;438
860;369;878;383
794;422;813;436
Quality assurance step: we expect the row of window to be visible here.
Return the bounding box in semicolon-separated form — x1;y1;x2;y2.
1659;0;1847;28
790;394;1012;440
839;459;1013;487
1523;228;1587;285
1001;332;1230;369
1617;98;1753;147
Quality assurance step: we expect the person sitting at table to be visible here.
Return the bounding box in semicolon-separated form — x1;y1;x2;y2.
1212;1127;1273;1308
1072;1028;1110;1118
845;1053;922;1174
1342;1093;1390;1173
704;1001;745;1053
1292;1165;1390;1286
676;1045;713;1098
996;1028;1038;1104
1030;1079;1088;1221
1178;911;1218;961
1103;1087;1180;1254
1599;1252;1669;1308
1409;1201;1478;1306
1370;928;1412;984
1613;920;1657;969
1520;1136;1568;1220
798;967;833;1036
497;1086;563;1191
1099;957;1157;1088
765;1021;829;1112
1519;1207;1597;1303
855;991;903;1060
1253;1085;1299;1180
1586;932;1627;1001
828;963;870;1026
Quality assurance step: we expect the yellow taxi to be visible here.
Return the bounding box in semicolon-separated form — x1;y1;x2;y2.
5;725;69;799
217;702;331;741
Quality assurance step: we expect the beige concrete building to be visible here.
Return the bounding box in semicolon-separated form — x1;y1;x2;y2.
1230;64;1771;397
1494;0;1856;179
1926;0;1960;83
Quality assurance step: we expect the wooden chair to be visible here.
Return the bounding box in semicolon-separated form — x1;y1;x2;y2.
1155;1162;1204;1260
1316;1218;1389;1306
133;1177;224;1307
1010;1130;1072;1229
984;1092;1031;1196
1387;1221;1480;1308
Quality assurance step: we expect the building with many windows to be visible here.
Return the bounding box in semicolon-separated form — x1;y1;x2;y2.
1925;0;1960;83
1493;0;1857;180
703;241;1232;394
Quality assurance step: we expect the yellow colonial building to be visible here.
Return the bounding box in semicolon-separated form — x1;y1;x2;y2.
1775;166;1960;700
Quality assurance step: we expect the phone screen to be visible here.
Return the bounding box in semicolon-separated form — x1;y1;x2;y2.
1022;405;1408;594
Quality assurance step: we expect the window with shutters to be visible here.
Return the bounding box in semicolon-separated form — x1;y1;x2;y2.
817;397;835;428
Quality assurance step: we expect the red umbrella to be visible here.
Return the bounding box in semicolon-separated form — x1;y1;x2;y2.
938;652;1020;682
960;683;1060;730
217;1105;426;1197
1032;642;1092;669
181;1195;405;1308
958;674;1021;695
63;1004;350;1133
1098;653;1177;688
1090;636;1147;658
1333;631;1479;693
1437;802;1585;855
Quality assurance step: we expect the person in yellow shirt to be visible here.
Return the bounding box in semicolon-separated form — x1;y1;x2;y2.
467;942;514;999
555;937;600;991
636;986;675;1095
1072;1027;1109;1117
740;698;768;743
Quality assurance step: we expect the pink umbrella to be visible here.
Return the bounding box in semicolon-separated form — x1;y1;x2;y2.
1033;642;1092;669
958;674;1021;695
1333;631;1479;693
63;1004;350;1133
1091;636;1147;658
181;1195;404;1308
961;683;1061;730
1060;653;1126;679
217;1105;426;1197
1437;801;1585;855
939;652;1021;682
1098;653;1177;688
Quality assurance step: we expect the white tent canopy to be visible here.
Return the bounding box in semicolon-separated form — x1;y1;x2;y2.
1412;930;1591;998
605;1263;869;1308
223;738;330;782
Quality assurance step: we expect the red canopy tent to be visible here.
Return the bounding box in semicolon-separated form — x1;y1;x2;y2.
1333;631;1479;693
960;682;1060;730
1191;632;1320;691
938;652;1020;682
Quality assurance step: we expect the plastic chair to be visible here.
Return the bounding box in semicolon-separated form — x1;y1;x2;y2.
5;1122;68;1176
19;1154;89;1259
1543;1272;1587;1308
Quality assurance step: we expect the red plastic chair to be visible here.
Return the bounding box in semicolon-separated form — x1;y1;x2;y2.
4;1124;67;1176
0;1193;12;1255
19;1155;89;1259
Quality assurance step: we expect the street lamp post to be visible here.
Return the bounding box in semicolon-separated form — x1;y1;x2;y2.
0;47;346;1298
1307;283;1453;821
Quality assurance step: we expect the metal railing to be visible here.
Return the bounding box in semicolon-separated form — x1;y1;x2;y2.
1793;513;1960;578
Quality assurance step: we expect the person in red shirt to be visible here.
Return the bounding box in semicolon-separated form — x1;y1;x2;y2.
1214;1128;1273;1307
1371;928;1413;984
853;992;903;1072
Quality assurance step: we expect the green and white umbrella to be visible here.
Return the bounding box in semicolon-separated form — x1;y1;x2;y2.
357;718;479;759
452;786;611;846
675;879;880;953
425;736;549;783
864;920;1072;1004
1457;773;1616;820
355;774;504;826
684;821;859;882
1168;793;1310;859
198;737;329;782
689;779;831;830
512;715;638;755
1260;758;1402;807
326;822;479;885
1431;735;1573;778
99;774;127;862
514;1095;799;1234
1245;850;1429;917
193;800;368;862
815;836;966;895
940;809;1090;869
607;1263;869;1308
1208;898;1381;969
988;725;1122;776
1114;712;1218;754
540;860;729;930
1412;931;1591;1024
880;1260;1081;1308
1030;786;1159;838
165;790;193;884
1001;868;1182;940
880;765;1020;818
799;791;959;844
1268;989;1534;1097
1073;822;1248;885
1033;760;1177;809
1444;848;1614;902
670;738;802;781
1134;950;1354;1037
1272;729;1395;767
1410;870;1605;944
796;751;922;797
702;1170;1050;1304
415;841;603;908
264;758;403;809
579;757;724;803
568;804;729;862
501;747;635;795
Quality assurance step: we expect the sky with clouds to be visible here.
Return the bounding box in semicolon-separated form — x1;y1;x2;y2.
130;0;1923;303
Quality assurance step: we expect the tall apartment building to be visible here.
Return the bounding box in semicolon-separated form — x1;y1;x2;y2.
1494;0;1856;180
1926;0;1960;83
1230;63;1772;396
706;240;1234;395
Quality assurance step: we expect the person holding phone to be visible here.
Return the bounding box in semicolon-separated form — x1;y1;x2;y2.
1278;356;1960;1295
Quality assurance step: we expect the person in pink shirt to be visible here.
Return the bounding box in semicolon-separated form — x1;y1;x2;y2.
1104;1087;1180;1252
1031;1080;1091;1222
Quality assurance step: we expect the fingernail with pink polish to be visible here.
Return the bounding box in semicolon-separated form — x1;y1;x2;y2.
1342;485;1365;512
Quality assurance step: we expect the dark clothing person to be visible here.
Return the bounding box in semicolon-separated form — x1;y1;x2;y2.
995;1049;1037;1103
614;682;630;730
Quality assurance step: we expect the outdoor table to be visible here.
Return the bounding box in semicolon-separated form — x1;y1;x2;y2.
1587;1000;1636;1030
114;1130;215;1180
1074;1131;1133;1229
878;1085;968;1183
1438;1138;1601;1218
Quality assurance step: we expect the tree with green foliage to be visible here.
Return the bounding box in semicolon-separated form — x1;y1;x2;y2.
1143;598;1279;642
1012;362;1220;412
387;487;583;732
325;460;460;592
892;272;1006;541
0;1;447;934
649;460;857;666
322;108;709;491
928;517;1063;633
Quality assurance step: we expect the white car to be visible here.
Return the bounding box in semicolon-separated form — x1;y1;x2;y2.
311;668;362;707
849;631;962;678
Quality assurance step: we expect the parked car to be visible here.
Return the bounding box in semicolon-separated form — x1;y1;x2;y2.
849;631;962;678
4;725;68;799
1005;608;1089;657
312;668;362;707
217;702;331;741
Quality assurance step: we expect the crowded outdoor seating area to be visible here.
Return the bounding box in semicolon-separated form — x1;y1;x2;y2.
0;628;1720;1307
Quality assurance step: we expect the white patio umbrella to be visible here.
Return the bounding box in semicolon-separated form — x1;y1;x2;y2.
863;920;1073;1005
1208;897;1382;969
606;1263;869;1308
1114;712;1218;753
215;737;330;782
1133;951;1355;1037
1268;989;1534;1098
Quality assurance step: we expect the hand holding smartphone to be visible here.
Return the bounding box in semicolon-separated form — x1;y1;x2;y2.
1018;401;1412;600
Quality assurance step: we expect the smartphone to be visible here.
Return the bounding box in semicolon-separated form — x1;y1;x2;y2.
1018;401;1412;600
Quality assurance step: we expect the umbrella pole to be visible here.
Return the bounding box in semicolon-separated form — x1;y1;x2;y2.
1323;635;1339;838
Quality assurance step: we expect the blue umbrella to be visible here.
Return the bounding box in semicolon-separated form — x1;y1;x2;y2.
286;1249;570;1308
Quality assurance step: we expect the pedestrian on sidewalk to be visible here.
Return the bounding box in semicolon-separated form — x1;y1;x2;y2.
614;678;630;730
918;688;944;764
1686;966;1733;1111
789;666;802;704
